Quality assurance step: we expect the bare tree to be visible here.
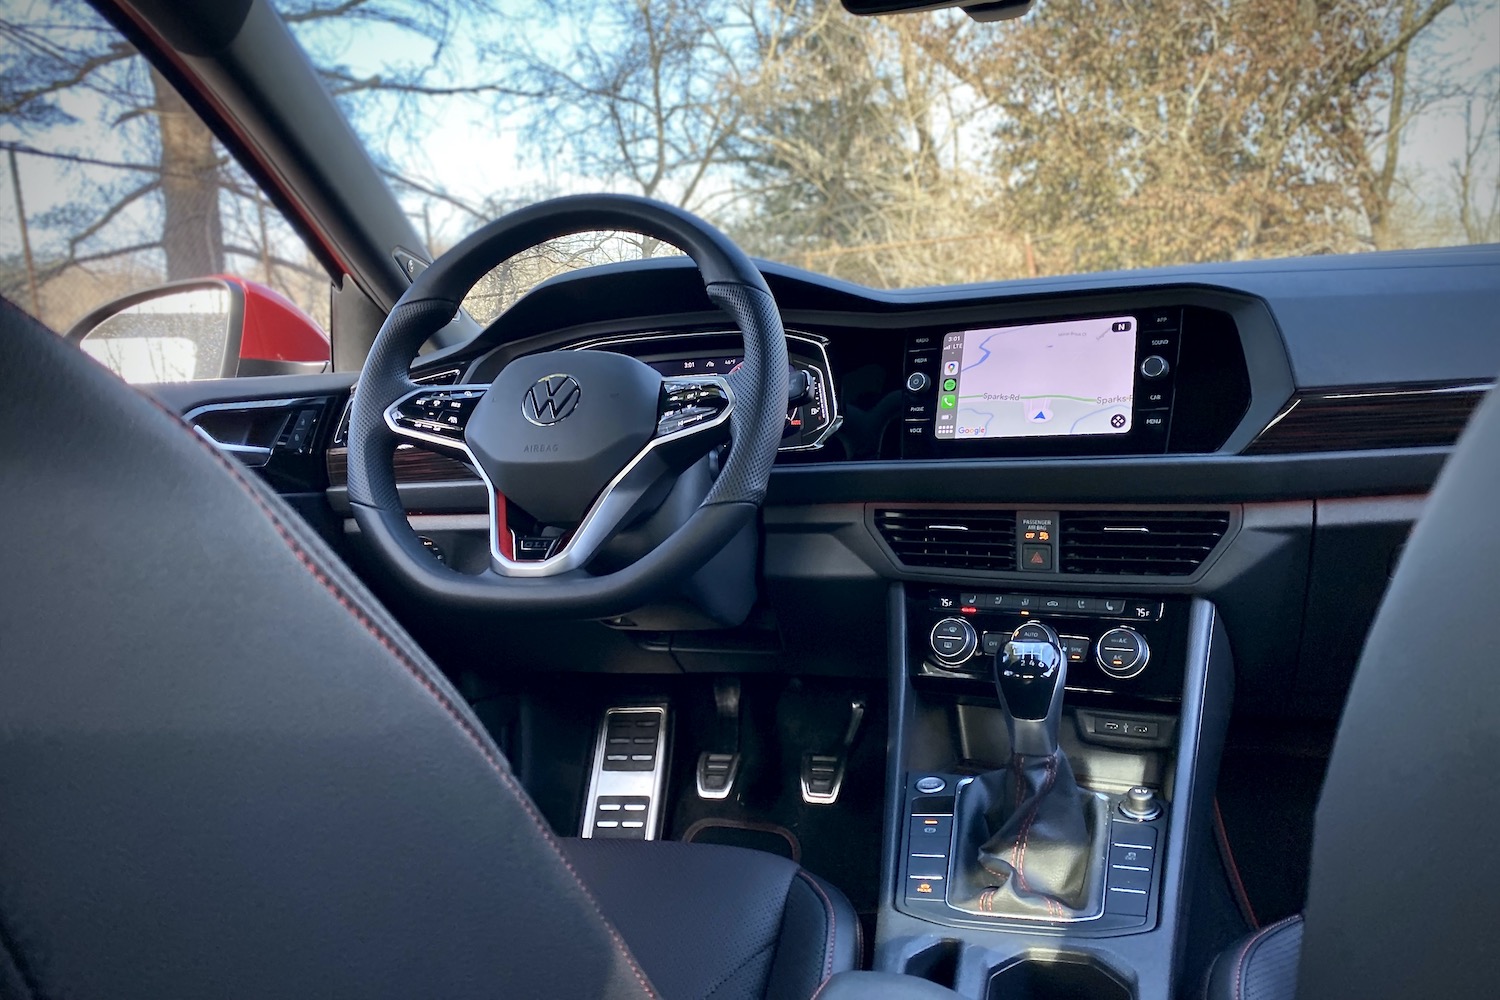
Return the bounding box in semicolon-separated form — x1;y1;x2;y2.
0;0;502;328
916;0;1461;275
1452;81;1500;243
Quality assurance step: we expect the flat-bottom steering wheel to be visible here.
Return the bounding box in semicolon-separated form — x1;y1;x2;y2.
346;194;789;617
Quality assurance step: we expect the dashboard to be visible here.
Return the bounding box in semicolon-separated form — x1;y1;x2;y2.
292;243;1500;717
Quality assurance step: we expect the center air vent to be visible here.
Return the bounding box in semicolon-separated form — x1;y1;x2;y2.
1059;510;1231;576
874;508;1017;572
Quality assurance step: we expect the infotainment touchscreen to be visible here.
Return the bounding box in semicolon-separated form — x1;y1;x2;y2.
933;315;1137;441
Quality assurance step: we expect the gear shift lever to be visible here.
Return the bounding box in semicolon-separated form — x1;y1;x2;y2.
995;621;1067;757
945;618;1107;920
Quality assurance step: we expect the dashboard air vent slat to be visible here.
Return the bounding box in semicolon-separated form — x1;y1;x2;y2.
1059;511;1230;576
874;509;1017;572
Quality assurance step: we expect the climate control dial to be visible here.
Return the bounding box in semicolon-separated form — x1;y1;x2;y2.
1096;626;1150;679
929;617;978;667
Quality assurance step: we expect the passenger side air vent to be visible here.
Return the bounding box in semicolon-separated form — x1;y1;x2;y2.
874;508;1017;572
1059;510;1230;576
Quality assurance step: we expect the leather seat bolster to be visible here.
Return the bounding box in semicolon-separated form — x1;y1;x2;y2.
765;870;860;1000
1205;916;1303;1000
562;839;859;1000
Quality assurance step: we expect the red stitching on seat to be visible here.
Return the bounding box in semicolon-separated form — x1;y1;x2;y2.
146;395;659;999
1231;915;1300;1000
794;870;838;993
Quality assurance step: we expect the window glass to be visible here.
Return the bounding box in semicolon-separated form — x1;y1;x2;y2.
0;0;331;342
277;0;1500;294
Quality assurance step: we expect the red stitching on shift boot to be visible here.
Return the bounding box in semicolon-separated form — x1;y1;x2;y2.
1013;754;1057;894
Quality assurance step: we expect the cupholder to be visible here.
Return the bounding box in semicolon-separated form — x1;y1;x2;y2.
987;955;1133;1000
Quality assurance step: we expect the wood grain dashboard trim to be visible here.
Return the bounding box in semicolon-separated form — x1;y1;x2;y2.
1243;382;1491;455
326;445;479;487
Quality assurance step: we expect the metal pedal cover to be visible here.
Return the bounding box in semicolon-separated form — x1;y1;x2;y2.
581;705;668;840
696;751;739;800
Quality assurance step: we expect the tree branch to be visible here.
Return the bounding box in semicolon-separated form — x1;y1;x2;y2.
322;70;541;99
0;38;134;116
66;179;160;255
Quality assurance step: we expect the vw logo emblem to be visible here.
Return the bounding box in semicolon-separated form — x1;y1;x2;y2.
522;374;581;425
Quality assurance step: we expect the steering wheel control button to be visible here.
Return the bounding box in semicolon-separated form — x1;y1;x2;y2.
1119;786;1163;822
906;371;931;393
1140;355;1171;378
658;378;731;436
929;617;978;666
1097;626;1150;678
391;387;485;442
915;776;947;793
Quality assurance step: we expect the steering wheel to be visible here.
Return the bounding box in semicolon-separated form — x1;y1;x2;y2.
346;194;789;618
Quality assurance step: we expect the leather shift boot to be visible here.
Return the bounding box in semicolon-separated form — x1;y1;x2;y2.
948;751;1109;920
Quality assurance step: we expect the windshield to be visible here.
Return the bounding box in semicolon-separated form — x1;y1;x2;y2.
2;1;1496;334
274;0;1500;316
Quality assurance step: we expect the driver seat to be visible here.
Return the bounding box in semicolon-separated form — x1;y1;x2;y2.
0;298;858;998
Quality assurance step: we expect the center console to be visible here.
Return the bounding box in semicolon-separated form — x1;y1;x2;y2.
876;585;1232;999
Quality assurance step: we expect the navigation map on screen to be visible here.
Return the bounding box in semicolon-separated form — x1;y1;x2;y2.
933;316;1137;441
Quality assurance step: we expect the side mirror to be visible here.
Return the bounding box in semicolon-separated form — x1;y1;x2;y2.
66;277;330;384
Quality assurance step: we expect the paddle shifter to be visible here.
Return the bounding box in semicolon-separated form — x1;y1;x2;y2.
946;620;1110;921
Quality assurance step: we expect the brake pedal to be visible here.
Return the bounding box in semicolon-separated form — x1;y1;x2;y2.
801;698;866;805
581;704;668;840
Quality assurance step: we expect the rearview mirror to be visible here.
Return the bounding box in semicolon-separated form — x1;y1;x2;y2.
66;277;329;384
841;0;1031;21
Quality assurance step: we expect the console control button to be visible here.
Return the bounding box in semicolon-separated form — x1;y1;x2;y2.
1107;865;1151;891
1140;355;1171;378
1022;545;1053;571
1097;627;1150;678
906;372;931;393
908;854;949;879
1120;785;1163;821
929;617;978;666
1012;621;1055;644
1139;309;1180;332
910;815;953;844
1106;886;1149;916
1060;636;1091;663
915;775;947;793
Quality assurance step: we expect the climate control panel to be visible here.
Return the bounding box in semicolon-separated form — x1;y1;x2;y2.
912;589;1186;703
